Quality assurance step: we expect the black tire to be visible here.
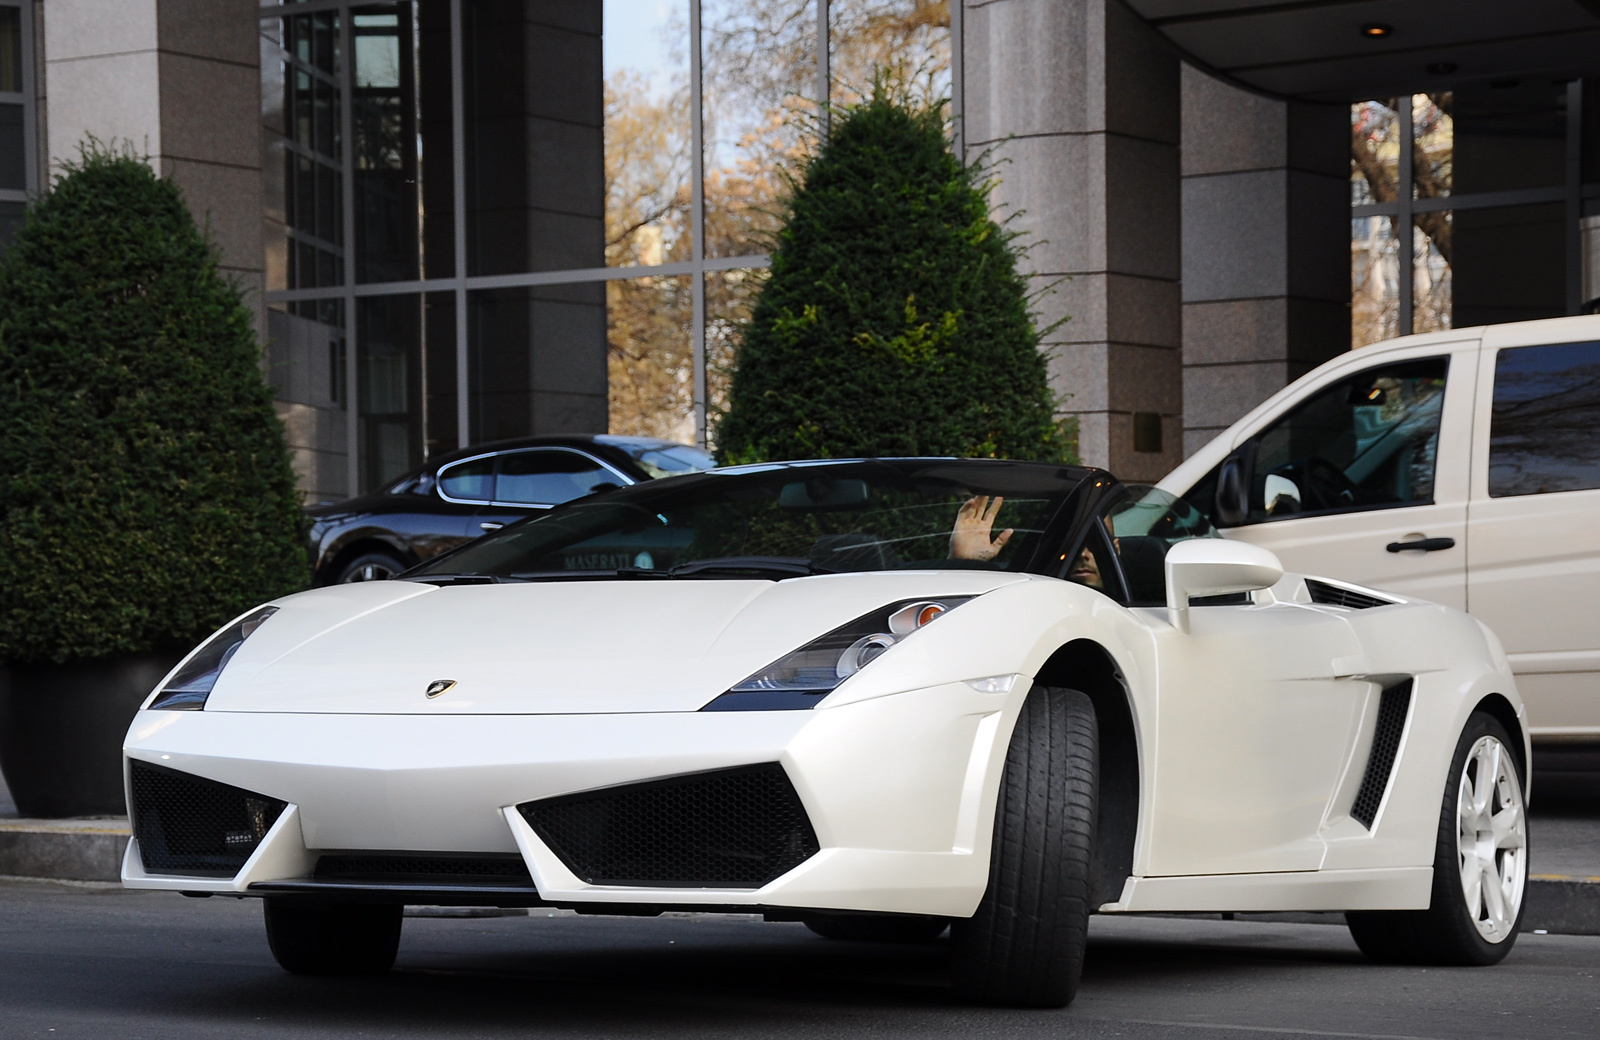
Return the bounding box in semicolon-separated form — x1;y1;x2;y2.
1346;711;1526;966
950;686;1098;1008
263;898;403;975
802;913;950;943
335;551;405;584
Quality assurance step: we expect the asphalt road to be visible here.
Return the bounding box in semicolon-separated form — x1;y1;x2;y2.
2;880;1597;1040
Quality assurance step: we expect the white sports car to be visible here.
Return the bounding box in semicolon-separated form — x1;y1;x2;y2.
122;459;1530;1006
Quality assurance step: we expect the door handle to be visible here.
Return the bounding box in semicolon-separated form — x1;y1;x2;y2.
479;522;503;531
1386;537;1455;553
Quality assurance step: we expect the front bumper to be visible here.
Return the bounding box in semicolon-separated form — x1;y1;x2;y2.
121;680;1022;917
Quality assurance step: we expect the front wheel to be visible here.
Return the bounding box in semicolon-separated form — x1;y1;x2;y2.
1346;711;1527;965
264;898;403;974
950;686;1098;1007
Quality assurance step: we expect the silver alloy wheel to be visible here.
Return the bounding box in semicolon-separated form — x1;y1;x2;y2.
1456;735;1526;943
343;561;398;583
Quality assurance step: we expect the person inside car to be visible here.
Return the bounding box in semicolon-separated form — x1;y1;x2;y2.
949;495;1107;590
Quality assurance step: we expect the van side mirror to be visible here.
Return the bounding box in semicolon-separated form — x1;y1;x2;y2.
1165;539;1283;633
1213;443;1255;527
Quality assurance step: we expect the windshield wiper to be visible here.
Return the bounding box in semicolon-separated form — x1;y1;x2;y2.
508;568;670;581
667;557;816;579
406;573;519;586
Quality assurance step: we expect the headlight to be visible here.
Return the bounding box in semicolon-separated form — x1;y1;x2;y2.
146;606;279;711
702;597;972;711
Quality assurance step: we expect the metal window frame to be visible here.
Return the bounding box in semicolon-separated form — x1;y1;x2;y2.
259;0;960;496
0;0;37;206
1351;83;1593;336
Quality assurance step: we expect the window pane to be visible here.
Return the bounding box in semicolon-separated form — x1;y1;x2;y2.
1350;99;1400;207
439;456;494;501
1413;215;1451;335
1453;80;1566;194
1453;203;1564;328
353;2;453;283
0;103;23;191
468;284;609;443
1412;93;1451;200
828;0;950;109
463;2;605;277
706;265;766;449
702;0;815;259
1248;359;1447;522
424;290;459;457
604;0;690;269
268;301;349;504
358;294;422;491
495;449;615;505
0;7;20;93
1351;214;1400;348
1489;342;1600;497
266;10;344;291
608;273;693;441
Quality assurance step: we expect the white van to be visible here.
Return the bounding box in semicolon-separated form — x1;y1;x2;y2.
1159;314;1600;740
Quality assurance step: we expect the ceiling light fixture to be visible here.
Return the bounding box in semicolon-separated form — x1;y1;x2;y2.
1360;23;1392;38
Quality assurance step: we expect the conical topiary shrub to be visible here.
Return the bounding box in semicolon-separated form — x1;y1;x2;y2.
715;81;1073;464
0;148;308;665
0;147;308;813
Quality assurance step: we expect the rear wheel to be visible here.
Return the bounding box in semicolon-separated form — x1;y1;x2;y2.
263;898;403;975
335;551;405;584
802;914;949;943
950;686;1098;1007
1346;711;1527;965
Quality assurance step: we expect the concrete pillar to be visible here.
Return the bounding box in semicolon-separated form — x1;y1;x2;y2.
1178;64;1348;458
962;0;1182;482
42;0;263;316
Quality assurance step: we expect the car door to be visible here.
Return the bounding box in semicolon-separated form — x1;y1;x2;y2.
473;448;632;534
1467;329;1600;738
1206;342;1477;609
1098;488;1366;876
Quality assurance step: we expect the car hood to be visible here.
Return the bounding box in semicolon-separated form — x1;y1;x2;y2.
199;571;1029;714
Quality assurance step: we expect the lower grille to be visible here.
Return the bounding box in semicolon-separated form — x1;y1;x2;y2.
518;764;820;888
315;853;534;886
1351;681;1413;829
130;760;287;876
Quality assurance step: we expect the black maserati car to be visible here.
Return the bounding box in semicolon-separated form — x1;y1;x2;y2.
305;435;714;585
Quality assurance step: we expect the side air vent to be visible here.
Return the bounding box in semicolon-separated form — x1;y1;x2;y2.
518;763;820;889
1351;681;1413;829
130;760;287;876
1306;579;1394;610
315;853;534;886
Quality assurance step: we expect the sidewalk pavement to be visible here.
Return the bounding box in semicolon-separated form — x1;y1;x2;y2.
2;759;1596;933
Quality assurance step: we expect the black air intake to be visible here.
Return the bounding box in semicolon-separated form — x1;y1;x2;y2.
518;764;820;888
1351;681;1413;829
129;760;287;876
1306;579;1393;610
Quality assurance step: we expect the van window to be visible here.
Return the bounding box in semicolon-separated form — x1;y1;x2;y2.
1488;341;1600;497
1240;359;1448;523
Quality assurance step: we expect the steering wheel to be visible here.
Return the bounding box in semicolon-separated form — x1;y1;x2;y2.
1296;457;1360;511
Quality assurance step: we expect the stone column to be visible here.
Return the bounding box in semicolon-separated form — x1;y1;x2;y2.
1179;64;1348;458
42;0;263;321
962;0;1182;482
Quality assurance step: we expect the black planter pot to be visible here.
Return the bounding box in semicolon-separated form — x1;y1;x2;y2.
0;653;181;818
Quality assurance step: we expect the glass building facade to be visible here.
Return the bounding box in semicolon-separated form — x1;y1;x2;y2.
1350;82;1600;349
259;0;950;500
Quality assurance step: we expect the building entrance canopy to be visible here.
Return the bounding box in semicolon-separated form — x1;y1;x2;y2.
1128;0;1600;102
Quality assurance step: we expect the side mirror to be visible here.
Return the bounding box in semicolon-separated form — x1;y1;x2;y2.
1213;443;1255;527
1165;538;1283;633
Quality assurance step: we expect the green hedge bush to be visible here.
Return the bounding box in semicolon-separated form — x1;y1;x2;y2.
0;148;307;665
715;82;1073;464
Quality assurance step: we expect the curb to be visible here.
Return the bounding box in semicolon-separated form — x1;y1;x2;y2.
0;818;129;883
2;825;1597;935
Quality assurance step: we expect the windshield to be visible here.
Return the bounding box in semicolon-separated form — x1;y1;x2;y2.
412;459;1086;581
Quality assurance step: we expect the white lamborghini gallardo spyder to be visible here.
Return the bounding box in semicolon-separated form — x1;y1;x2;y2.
122;459;1531;1006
